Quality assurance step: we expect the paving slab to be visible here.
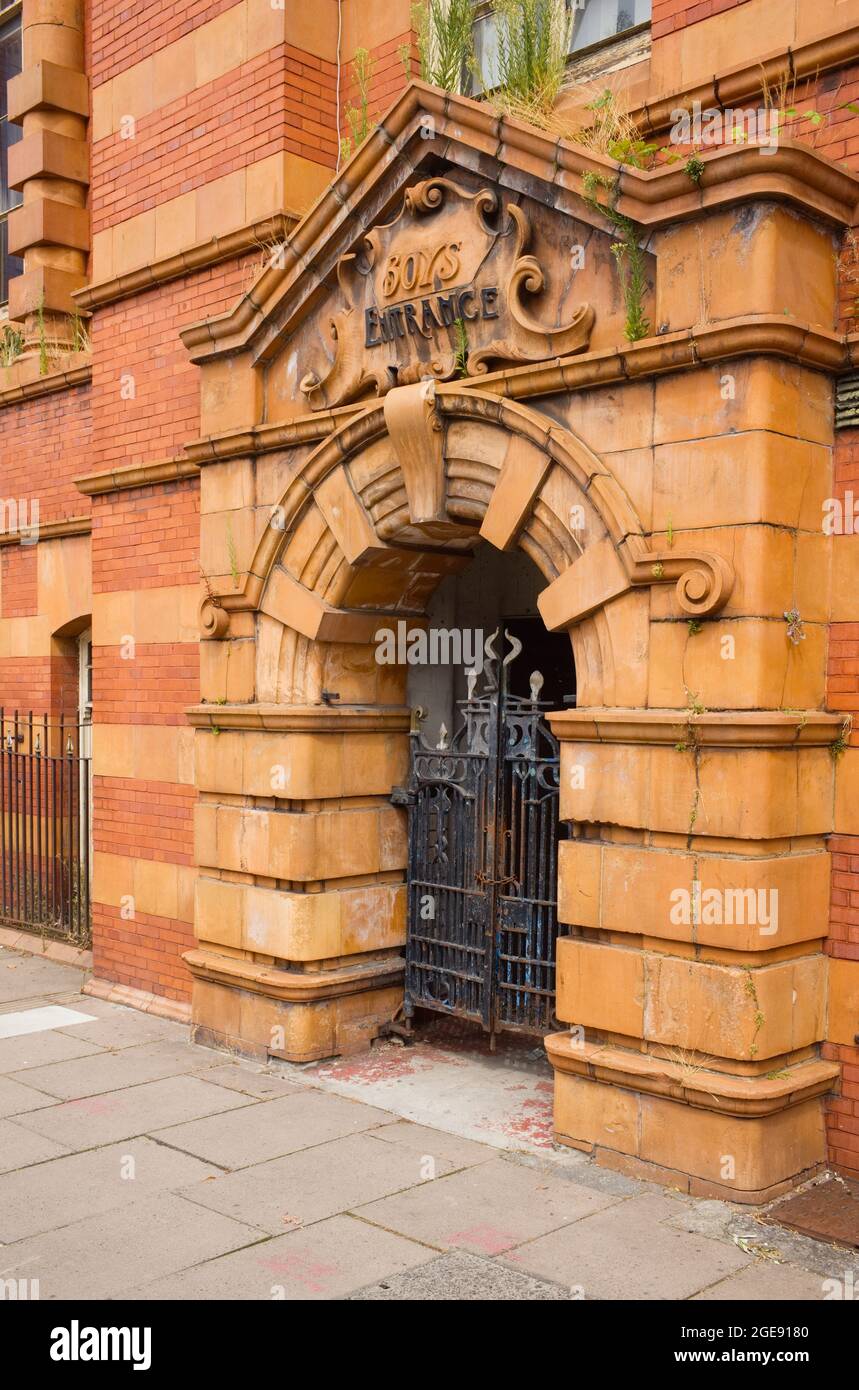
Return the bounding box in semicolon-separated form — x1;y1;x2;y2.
180;1130;464;1234
0;1192;263;1300
691;1261;832;1301
0;953;88;1003
0;1073;56;1118
9;1074;253;1150
0;1118;70;1174
504;1192;752;1300
128;1212;434;1300
0;1029;104;1073
0;1136;223;1243
11;1039;225;1100
356;1153;621;1255
351;1248;572;1300
0;1005;95;1038
365;1119;497;1169
54;1008;187;1052
158;1090;396;1170
187;1061;308;1101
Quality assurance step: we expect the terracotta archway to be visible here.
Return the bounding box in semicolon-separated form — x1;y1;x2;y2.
183;81;855;1201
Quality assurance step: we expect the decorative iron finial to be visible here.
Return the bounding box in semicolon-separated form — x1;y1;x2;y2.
436;723;449;750
503;629;523;667
466;668;478;700
530;670;544;703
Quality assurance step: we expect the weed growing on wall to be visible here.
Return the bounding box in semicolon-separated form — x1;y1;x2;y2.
492;0;571;116
581;169;651;342
412;0;475;94
340;48;376;164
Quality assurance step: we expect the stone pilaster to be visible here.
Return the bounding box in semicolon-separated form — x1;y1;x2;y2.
6;0;89;345
546;709;843;1202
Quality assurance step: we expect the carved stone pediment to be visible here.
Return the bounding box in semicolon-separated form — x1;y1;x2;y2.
299;176;594;411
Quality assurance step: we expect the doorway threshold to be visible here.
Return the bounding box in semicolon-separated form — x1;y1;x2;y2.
290;1017;578;1161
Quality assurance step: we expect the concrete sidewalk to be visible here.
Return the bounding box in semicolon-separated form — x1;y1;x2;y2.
0;945;855;1301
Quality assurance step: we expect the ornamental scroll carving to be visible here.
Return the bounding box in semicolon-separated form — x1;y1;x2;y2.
299;177;594;410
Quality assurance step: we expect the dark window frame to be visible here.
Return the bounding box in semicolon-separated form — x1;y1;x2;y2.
1;0;23;310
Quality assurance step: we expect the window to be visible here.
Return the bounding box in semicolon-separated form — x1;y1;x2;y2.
0;2;23;309
474;0;651;93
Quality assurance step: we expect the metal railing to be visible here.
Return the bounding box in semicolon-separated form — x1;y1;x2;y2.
0;710;92;947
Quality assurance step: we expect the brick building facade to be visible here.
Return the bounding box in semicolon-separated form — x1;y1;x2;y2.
0;0;858;1201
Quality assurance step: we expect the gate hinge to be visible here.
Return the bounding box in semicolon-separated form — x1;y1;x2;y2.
390;785;417;807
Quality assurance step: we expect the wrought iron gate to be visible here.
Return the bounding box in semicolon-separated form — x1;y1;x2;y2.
0;710;92;947
395;629;566;1040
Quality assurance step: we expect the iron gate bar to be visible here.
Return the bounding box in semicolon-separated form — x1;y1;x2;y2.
398;628;567;1041
0;709;92;947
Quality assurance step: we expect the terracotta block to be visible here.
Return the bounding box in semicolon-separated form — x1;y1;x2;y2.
196;877;405;960
556;938;645;1037
639;1095;824;1197
559;742;833;841
195;168;247;243
643;953;826;1061
551;1069;828;1201
7;60;89;123
194;5;247;89
90;227;112;282
832;536;859;622
8;129;88;190
652;434;831;534
8;264;87;317
154;192;197;263
835;749;859;836
152;32;198;112
480;437;551;550
653;206;837;334
314;465;381;565
190;973;402;1063
653;361;832;449
282;152;332;215
23;23;84;69
195;802;406;881
248;0;287;54
560;839;831;952
199;355;261;437
538;536;629;630
23;0;84;28
89;80;112;143
647;620;826;712
9;196;88;255
797;0;859;44
93;585;200;646
110;56;155;127
245;153;285;225
199;639;255;704
829;958;859;1048
552;1069;639;1156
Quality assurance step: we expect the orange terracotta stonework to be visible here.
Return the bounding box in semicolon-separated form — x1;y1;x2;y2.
172;83;858;1201
2;1;859;1203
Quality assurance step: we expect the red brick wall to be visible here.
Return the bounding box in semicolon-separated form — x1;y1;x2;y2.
93;642;198;725
91;477;200;591
91;0;239;84
343;31;414;132
0;545;37;618
92;904;195;1004
91;44;337;236
91;474;200;1002
89;266;248;470
0;654;78;718
652;0;748;40
0;384;91;526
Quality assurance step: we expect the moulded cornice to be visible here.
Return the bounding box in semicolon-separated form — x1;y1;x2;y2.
547;709;848;747
178;81;859;368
